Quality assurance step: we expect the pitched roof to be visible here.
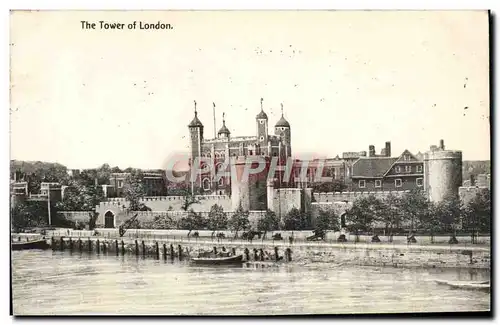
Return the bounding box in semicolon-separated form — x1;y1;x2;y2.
352;157;397;178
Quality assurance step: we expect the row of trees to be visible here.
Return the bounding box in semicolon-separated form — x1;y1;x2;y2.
344;189;490;235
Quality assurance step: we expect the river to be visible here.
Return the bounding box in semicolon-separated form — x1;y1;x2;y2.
11;250;490;315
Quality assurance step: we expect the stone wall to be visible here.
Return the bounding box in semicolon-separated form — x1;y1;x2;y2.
313;190;410;203
459;186;490;206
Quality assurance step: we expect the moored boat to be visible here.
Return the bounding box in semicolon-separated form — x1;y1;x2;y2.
434;279;490;292
11;239;50;251
190;254;244;266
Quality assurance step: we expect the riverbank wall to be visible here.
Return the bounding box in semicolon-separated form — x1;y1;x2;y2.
35;236;490;270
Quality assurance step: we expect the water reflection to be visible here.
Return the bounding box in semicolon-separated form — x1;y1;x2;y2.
11;250;490;315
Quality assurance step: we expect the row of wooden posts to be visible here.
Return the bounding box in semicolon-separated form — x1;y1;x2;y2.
51;237;292;262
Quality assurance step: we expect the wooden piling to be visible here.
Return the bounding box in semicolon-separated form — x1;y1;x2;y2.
155;242;160;259
178;245;183;260
170;244;174;259
78;238;82;252
88;238;92;252
213;247;218;255
286;248;292;262
231;247;236;256
163;243;167;259
60;237;64;251
18;237;21;242
135;240;139;256
244;248;250;261
96;239;100;254
274;246;279;261
253;248;258;261
103;241;107;254
69;238;73;251
259;249;264;261
142;241;146;256
115;240;119;255
51;237;55;250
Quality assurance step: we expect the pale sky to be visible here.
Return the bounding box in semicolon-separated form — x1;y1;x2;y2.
10;10;490;169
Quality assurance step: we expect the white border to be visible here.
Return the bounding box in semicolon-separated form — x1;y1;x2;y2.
2;1;498;324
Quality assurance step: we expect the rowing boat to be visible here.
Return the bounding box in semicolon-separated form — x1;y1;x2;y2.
190;254;244;265
435;279;490;292
11;239;50;251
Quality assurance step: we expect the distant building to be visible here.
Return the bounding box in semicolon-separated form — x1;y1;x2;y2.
350;144;424;192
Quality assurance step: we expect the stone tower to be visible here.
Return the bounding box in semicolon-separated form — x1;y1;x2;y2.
274;103;292;158
256;98;268;153
188;101;204;187
423;139;463;202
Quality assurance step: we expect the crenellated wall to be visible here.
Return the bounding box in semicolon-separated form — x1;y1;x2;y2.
313;190;410;203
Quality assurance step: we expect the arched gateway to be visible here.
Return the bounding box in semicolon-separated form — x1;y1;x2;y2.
104;211;115;228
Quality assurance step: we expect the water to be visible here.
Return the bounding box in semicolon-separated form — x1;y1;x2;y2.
11;250;490;315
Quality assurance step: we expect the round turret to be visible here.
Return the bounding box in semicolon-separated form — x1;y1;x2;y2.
423;142;462;202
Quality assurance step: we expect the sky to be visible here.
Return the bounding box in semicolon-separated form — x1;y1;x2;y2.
9;10;490;170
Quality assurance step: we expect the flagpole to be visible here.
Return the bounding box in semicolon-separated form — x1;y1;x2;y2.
213;102;216;138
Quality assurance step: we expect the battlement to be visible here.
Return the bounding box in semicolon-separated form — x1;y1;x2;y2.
313;190;410;203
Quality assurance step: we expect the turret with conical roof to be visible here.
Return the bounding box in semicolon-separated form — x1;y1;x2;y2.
188;100;204;166
218;113;230;138
274;103;292;158
256;98;268;146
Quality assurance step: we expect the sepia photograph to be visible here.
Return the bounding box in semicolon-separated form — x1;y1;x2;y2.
9;10;491;316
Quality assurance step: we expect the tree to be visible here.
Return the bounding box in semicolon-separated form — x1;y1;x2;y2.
463;191;491;243
283;207;307;230
229;204;250;238
122;171;150;212
11;201;49;232
379;193;403;237
315;209;340;233
257;209;280;239
346;195;384;235
56;179;104;212
180;188;200;211
398;189;431;233
434;195;463;233
207;204;227;237
178;209;205;236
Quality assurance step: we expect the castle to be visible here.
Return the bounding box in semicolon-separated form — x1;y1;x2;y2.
11;99;473;230
187;98;291;195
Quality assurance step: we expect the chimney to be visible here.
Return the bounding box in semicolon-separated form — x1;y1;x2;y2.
439;139;445;150
368;145;375;157
385;141;391;157
430;145;438;152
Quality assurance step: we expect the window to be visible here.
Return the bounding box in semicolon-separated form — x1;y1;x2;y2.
359;180;366;188
249;150;253;155
375;180;382;188
395;179;402;188
118;180;123;188
203;178;210;190
260;136;265;141
416;178;423;187
405;166;411;173
259;120;264;124
395;166;401;173
218;177;224;186
416;165;423;173
404;155;411;161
